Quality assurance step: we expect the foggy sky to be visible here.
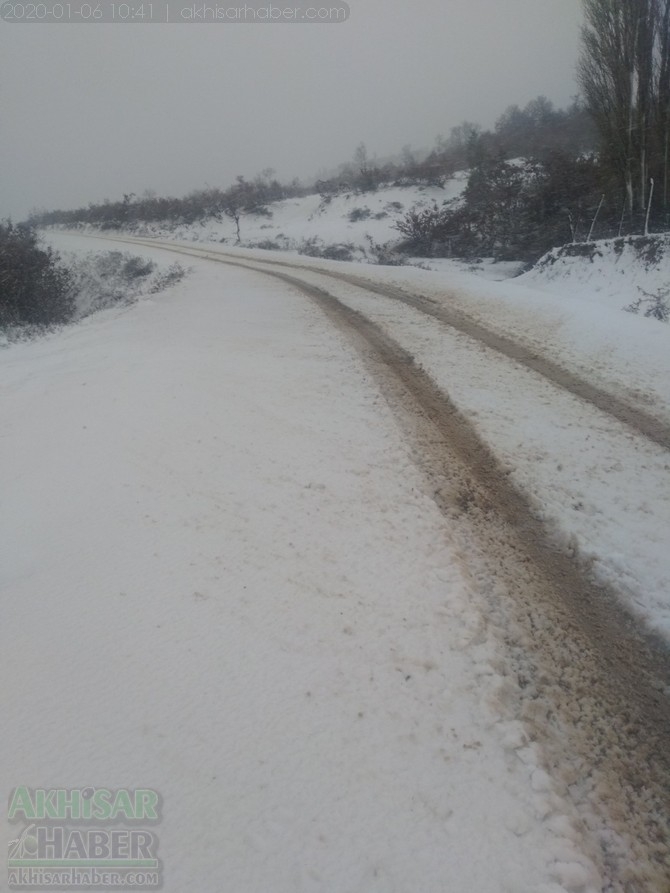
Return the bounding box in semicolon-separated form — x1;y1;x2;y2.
0;0;584;221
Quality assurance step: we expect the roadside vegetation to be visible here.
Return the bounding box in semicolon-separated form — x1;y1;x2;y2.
20;1;670;272
0;222;75;329
26;92;656;269
0;222;187;342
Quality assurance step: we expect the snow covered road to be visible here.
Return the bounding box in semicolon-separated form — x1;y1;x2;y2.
4;233;670;891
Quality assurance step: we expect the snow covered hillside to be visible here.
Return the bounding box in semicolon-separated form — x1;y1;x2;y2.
521;233;670;315
60;176;670;318
64;177;468;262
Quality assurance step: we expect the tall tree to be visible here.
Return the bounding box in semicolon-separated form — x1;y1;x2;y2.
579;0;670;224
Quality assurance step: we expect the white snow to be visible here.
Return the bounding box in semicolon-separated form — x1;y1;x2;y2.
0;234;608;892
261;258;670;637
101;231;670;638
520;234;670;313
46;229;670;637
63;177;468;260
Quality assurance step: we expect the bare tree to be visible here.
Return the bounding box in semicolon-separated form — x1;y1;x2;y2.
579;0;670;225
220;177;248;243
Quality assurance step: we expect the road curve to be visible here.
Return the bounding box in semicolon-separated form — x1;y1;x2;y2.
122;236;670;452
80;233;670;889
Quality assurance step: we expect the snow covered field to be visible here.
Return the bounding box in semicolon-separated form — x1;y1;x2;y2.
4;228;670;891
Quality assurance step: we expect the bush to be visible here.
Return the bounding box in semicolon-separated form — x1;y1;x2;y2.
122;255;156;280
149;263;187;293
394;201;455;255
363;236;408;266
298;237;356;262
248;239;282;251
0;222;75;327
624;286;670;322
67;250;158;318
348;207;372;222
1;239;189;343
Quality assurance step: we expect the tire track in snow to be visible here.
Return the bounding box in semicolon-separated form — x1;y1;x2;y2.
84;233;670;889
130;237;670;452
244;259;670;892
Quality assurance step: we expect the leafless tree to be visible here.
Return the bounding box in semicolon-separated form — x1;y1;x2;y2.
579;0;670;224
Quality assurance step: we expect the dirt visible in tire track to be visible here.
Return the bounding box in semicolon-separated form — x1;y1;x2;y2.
229;260;670;888
102;236;670;887
143;239;670;452
301;266;670;451
279;269;670;890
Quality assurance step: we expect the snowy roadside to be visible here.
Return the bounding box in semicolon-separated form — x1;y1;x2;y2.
283;270;670;639
211;242;670;427
71;229;670;426
69;232;670;640
51;182;670;427
1;245;602;892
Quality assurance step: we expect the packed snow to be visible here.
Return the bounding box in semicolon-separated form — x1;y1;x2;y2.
1;233;611;892
65;228;670;637
7;221;670;889
240;252;670;637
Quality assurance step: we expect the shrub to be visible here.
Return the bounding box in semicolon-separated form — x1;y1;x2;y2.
298;237;356;262
394;201;455;255
65;250;179;318
348;207;372;222
624;286;670;322
248;239;282;251
149;262;187;293
634;237;664;268
67;250;157;317
1;239;189;342
0;222;75;327
122;255;156;280
363;235;408;266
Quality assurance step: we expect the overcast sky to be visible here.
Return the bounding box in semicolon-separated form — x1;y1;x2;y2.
0;0;584;220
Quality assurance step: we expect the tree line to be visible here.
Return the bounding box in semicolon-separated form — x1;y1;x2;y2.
396;0;670;264
29;96;598;265
26;1;670;264
579;0;670;229
29;170;305;236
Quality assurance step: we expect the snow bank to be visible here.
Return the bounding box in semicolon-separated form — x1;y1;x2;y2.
521;233;670;315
